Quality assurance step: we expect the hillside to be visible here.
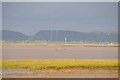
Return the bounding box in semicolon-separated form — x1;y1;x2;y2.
1;30;118;42
2;30;28;41
34;30;118;42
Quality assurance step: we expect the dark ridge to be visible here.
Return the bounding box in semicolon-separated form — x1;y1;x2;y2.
1;30;28;41
33;30;118;42
1;30;118;42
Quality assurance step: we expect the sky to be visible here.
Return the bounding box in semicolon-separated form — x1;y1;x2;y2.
2;0;120;2
2;2;118;35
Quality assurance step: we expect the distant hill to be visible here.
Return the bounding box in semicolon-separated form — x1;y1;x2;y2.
1;30;118;42
2;30;28;41
34;30;118;42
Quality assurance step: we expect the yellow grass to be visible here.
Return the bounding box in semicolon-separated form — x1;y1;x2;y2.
2;60;118;70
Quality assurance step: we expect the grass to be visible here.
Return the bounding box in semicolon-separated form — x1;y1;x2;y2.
2;60;119;70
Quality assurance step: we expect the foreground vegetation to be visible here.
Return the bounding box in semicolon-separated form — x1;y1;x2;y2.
2;60;118;71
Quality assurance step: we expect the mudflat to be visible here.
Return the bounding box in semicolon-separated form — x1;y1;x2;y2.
3;45;118;60
2;68;118;78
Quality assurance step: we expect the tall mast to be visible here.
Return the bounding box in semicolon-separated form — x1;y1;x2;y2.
50;24;52;42
65;37;67;44
55;23;58;42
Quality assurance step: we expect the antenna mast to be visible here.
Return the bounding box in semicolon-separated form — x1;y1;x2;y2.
65;37;67;44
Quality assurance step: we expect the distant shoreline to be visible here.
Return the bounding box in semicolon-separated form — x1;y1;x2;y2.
2;41;118;47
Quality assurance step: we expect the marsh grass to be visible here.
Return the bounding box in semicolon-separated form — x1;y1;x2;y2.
2;60;118;71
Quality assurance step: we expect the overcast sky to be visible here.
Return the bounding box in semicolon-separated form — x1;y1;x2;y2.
2;2;118;35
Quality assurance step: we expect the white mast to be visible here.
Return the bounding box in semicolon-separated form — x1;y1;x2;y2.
50;24;52;42
55;23;58;42
65;37;67;44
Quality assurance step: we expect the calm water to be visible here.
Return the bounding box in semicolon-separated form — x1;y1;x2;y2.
3;45;118;60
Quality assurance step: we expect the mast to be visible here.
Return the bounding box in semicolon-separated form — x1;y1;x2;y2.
65;37;67;44
50;24;52;42
55;23;58;43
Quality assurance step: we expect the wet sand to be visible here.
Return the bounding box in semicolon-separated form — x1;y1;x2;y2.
2;45;118;60
2;68;118;78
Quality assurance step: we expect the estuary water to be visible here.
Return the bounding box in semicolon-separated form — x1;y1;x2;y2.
2;45;118;60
